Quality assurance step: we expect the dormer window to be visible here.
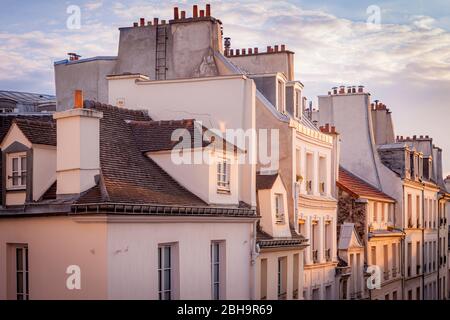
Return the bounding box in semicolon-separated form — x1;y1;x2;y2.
274;193;285;223
295;90;300;118
7;153;27;189
217;158;231;192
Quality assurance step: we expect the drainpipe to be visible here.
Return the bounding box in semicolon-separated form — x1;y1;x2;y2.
422;187;425;300
250;220;259;300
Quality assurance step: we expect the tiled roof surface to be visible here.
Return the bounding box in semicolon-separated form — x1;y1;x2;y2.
338;167;395;202
79;101;207;206
129;119;211;153
13;119;56;146
256;174;278;190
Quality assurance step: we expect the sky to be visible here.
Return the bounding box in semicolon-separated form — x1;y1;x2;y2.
0;0;449;176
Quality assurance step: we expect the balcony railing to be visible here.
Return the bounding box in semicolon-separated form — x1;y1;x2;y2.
312;250;319;263
319;182;326;195
278;292;287;300
293;289;298;300
306;180;313;194
325;248;331;262
392;267;397;278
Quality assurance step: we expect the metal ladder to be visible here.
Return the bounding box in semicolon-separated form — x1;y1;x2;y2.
155;25;168;80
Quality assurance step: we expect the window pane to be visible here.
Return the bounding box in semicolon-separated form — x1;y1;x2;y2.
16;248;23;270
214;264;219;282
12;158;18;171
164;269;171;291
17;272;23;294
214;283;219;300
12;173;19;186
158;270;162;292
158;247;162;269
21;157;27;171
21;172;27;185
164;291;171;300
164;247;171;268
214;244;220;262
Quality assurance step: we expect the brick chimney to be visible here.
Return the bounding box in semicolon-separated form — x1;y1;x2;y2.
53;90;103;195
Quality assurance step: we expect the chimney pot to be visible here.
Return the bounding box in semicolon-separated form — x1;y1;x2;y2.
206;4;211;17
254;47;258;54
140;18;145;26
281;44;286;51
274;45;279;52
193;5;198;18
161;20;166;25
267;46;272;53
236;49;240;55
200;9;205;17
174;7;179;20
426;135;429;138
153;18;159;25
133;22;138;27
147;21;152;26
248;48;253;54
230;49;234;56
358;85;364;93
74;90;83;109
242;49;246;55
180;11;186;19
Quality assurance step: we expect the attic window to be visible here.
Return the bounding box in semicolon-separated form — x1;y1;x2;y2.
217;159;231;192
7;153;27;189
275;193;285;223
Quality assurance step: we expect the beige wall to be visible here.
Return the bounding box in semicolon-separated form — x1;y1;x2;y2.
0;216;108;300
32;145;56;201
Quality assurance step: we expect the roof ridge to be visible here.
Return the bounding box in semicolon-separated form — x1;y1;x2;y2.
83;100;150;118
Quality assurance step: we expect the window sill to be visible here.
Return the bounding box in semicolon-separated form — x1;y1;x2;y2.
217;189;231;195
6;187;26;192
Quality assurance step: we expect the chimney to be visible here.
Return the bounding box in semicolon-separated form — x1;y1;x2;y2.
229;49;234;56
332;87;338;95
254;47;259;54
274;45;279;52
236;49;240;55
74;90;83;109
206;4;211;17
53;91;103;195
133;22;138;27
181;11;186;19
193;5;198;18
248;48;253;54
339;86;345;94
200;10;205;17
174;7;179;20
140;18;145;26
281;44;286;51
153;17;159;25
242;48;246;55
358;85;364;93
267;46;272;53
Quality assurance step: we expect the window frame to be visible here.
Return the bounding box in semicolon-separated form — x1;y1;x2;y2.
216;157;231;192
158;245;172;300
274;193;285;223
15;245;29;300
6;152;27;190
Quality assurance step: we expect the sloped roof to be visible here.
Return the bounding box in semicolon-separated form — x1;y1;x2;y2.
129;119;212;153
13;119;56;146
0;90;55;104
338;167;395;202
78;101;207;206
256;174;279;190
338;223;364;250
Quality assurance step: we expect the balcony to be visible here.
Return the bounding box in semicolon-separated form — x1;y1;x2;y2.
392;267;397;278
350;291;363;300
312;250;319;263
325;248;331;262
319;182;326;195
306;180;313;195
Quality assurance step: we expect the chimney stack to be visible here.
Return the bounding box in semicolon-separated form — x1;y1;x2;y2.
206;4;211;17
140;18;145;26
153;17;159;25
53;91;103;196
193;5;198;18
254;47;259;54
200;10;205;17
274;45;279;52
180;11;186;19
174;7;179;20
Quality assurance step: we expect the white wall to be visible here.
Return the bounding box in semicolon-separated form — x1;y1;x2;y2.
107;218;254;300
108;75;257;207
32;146;56;201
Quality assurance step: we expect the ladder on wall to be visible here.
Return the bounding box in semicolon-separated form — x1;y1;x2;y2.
155;25;168;80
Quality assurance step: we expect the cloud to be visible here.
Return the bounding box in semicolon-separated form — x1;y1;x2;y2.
85;1;104;11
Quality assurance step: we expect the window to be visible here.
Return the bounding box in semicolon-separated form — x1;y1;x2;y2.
371;246;376;265
7;153;27;189
416;241;421;275
295;90;300;118
383;245;389;280
274;193;285;223
312;288;320;300
260;259;268;300
306;152;313;194
293;254;299;299
217;159;231;191
407;194;412;227
385;294;390;300
211;242;222;300
325;285;332;300
277;80;285;112
416;195;420;227
416;286;421;300
407;242;412;277
318;156;326;195
392;291;398;300
15;245;29;300
373;202;378;223
408;290;413;300
277;257;287;300
158;245;172;300
392;243;397;277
